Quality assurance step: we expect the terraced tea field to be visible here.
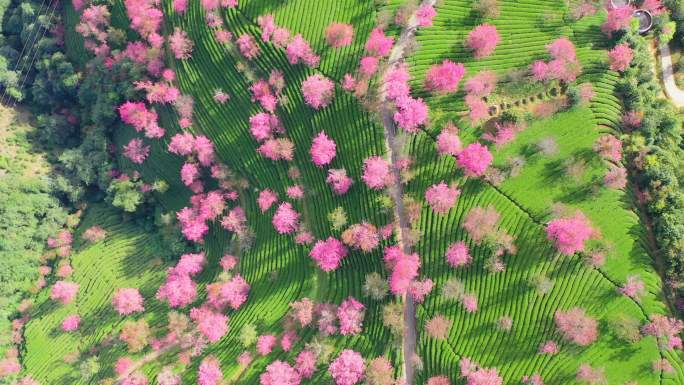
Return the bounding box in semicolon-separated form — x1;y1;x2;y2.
14;0;684;384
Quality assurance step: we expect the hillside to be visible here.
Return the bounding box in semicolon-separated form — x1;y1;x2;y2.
1;0;684;385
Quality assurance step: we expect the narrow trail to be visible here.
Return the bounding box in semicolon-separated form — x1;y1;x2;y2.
376;1;436;383
115;343;178;384
658;42;684;107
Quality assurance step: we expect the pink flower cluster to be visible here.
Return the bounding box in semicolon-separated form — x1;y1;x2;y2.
119;101;164;139
601;6;634;36
459;357;503;385
169;27;193;59
156;253;205;308
554;307;598;346
260;360;301;385
61;315;81;332
642;315;684;350
123;138;150;164
445;241;472;268
329;350;365;385
341;222;380;252
325;22;354;48
362;156;392;190
465;71;497;97
365;28;394;57
465;24;500;59
425;181;461;214
383;246;421;295
593;134;622;162
76;5;111;56
310;131;337;167
198;356;223;385
457;142;493;177
190;306;229;342
257;189;279;212
425;60;465;94
257;15;320;67
176;191;230;242
327;169;354;195
206;275;251;311
546;211;595;255
482;121;525;148
50;281;79;305
337;297;365;335
383;63;429;132
302;74;335;109
272;202;300;234
608;43;633;72
530;37;581;83
112;288;145;315
436;125;462;156
310;237;349;271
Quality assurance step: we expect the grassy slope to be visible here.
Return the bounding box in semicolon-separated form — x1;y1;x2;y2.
396;0;684;383
22;204;169;385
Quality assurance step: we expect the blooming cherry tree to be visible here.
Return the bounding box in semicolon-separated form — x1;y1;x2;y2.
302;74;335;109
465;24;500;59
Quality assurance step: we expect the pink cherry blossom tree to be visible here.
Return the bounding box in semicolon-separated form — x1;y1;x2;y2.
604;165;627;190
168;27;193;59
302;74;335;109
425;181;461;214
464;71;497;97
190;307;229;342
112;288;145;315
576;364;606;385
465;95;489;124
338;297;365;335
365;28;394;57
457;142;493;177
425;60;465;94
445;241;472;267
555;307;598;346
362;156;392;190
593;134;622;162
123;138;150;164
237;34;260;59
425;315;452;340
327;168;354;195
601;6;634;36
310;131;337;167
436;124;462;156
325;22;354;48
642;314;684;350
198;356;223;385
342;222;380;252
329;350;365;385
393;96;429;132
416;3;437;27
465;24;500;59
608;43;633;72
295;350;317;379
256;334;277;355
260;360;301;385
459;358;503;385
61;315;80;332
310;237;349;271
546;211;595;255
272;202;300;234
51;281;79;305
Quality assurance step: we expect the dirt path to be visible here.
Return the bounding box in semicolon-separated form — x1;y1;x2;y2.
658;42;684;107
377;1;436;383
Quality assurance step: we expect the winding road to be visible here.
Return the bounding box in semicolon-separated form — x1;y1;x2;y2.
658;42;684;107
377;1;437;383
